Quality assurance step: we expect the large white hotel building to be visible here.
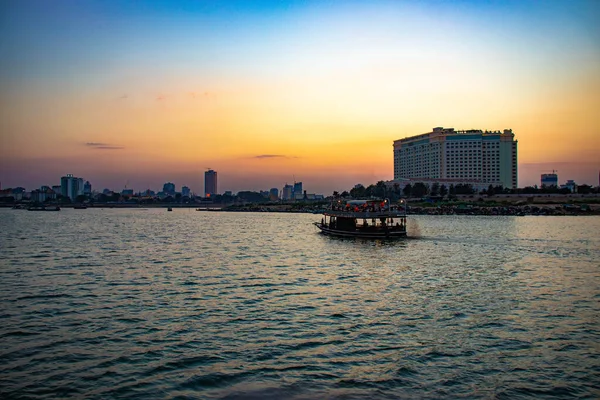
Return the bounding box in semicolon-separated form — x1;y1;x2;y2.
393;127;518;189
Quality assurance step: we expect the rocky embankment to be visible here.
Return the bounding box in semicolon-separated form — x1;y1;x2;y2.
408;203;597;216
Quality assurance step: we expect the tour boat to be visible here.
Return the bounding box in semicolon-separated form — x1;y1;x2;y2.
314;199;407;239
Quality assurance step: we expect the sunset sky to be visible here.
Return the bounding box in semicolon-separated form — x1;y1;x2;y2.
1;0;599;194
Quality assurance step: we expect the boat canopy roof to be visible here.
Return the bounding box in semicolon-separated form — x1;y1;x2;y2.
324;209;406;218
343;199;387;206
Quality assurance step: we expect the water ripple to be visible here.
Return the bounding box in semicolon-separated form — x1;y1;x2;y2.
0;210;598;399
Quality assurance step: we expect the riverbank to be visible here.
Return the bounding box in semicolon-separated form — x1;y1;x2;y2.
4;194;600;216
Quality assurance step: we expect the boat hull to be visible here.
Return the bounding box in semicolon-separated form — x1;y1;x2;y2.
314;223;406;239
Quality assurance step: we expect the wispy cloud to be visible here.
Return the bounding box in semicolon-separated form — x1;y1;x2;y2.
254;154;286;159
253;154;299;159
85;142;124;150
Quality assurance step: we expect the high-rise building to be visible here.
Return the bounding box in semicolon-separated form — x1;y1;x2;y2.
269;188;279;201
181;186;190;197
393;127;518;189
293;181;303;200
282;184;293;200
163;182;175;195
541;172;558;188
204;169;217;197
83;181;92;195
61;174;84;200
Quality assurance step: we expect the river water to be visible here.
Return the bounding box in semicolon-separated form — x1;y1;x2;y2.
1;209;599;399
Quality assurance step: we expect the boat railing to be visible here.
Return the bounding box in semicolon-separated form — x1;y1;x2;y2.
324;210;406;218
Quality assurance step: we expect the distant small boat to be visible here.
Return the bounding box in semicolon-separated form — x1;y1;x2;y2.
28;206;60;211
73;204;87;209
167;207;173;211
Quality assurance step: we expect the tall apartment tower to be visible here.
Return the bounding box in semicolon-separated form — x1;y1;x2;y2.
393;127;518;189
293;181;303;200
282;184;293;200
83;181;92;195
60;174;84;200
204;169;218;197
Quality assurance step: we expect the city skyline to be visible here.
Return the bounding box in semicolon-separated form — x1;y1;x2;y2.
1;0;599;194
2;167;596;198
